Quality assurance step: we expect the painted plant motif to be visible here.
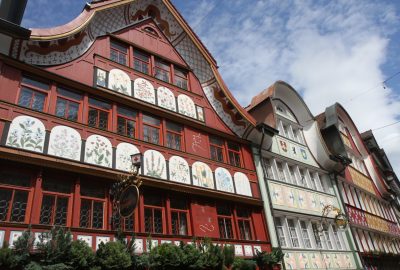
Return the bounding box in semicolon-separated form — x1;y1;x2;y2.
192;161;214;189
6;116;45;153
177;94;196;118
116;142;140;172
84;135;112;167
48;125;81;161
108;69;131;95
96;68;107;88
169;156;190;184
143;150;166;179
215;167;234;193
134;78;155;104
234;172;252;196
157;86;176;111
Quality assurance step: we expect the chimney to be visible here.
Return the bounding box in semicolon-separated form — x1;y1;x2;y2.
0;0;28;25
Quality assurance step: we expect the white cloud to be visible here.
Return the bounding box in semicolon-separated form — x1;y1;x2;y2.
179;0;400;175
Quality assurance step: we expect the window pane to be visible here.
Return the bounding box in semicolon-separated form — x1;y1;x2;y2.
144;208;153;233
0;171;31;187
154;209;163;233
143;114;160;126
55;99;67;118
275;217;287;247
98;111;109;130
18;88;33;107
300;221;312;248
210;136;224;146
218;218;233;239
80;183;105;198
170;198;187;210
0;189;12;221
166;121;182;133
39;195;55;225
88;108;98;127
31;91;46;111
287;219;300;247
166;132;181;150
92;201;103;229
143;125;159;144
80;200;91;228
111;41;128;53
211;146;224;162
57;87;82;100
144;194;163;206
238;220;252;240
67;102;79;121
10;191;28;222
22;76;49;90
117;107;137;118
312;223;322;248
89;98;111;110
54;197;68;226
42;176;72;194
217;205;231;216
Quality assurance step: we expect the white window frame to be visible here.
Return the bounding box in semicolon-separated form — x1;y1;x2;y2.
298;220;312;249
286;218;300;248
274;216;288;248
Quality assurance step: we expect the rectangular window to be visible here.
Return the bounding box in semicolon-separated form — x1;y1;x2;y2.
88;98;111;130
236;208;253;240
276;162;286;182
275;217;287;247
79;182;105;229
154;58;170;83
133;49;150;74
288;165;297;184
312;223;323;249
293;128;304;144
227;142;241;167
322;224;333;249
332;225;343;250
142;114;161;144
170;198;188;235
210;136;225;162
166;121;183;150
110;41;128;66
144;194;164;234
112;208;135;231
0;170;31;223
55;87;83;121
300;221;312;248
117;107;137;138
174;66;188;90
217;205;233;239
263;159;274;179
18;76;50;112
287;219;300;247
298;169;308;187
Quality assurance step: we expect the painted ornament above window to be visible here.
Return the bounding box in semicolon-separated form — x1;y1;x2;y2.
192;161;214;189
169;156;190;184
143;150;166;179
6;115;45;153
234;172;252;197
84;135;112;168
157;86;176;111
134;78;155;104
215;167;234;193
177;94;196;118
116;142;140;172
48;125;81;161
108;69;131;96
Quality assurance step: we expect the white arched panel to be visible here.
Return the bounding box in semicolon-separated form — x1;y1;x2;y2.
192;162;214;189
134;78;155;104
157;86;176;111
108;69;131;96
48;125;81;161
84;135;112;168
177;94;196;118
116;142;140;172
169;156;190;184
215;167;234;193
143;150;166;179
234;172;252;196
6;115;45;153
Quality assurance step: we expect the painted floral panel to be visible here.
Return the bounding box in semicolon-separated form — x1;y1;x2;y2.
297;253;310;269
196;105;205;121
157;86;176;111
283;252;296;270
108;69;131;95
96;68;107;88
84;135;112;168
177;94;196;118
192;161;214;189
169;156;190;184
48;125;81;161
143;150;166;179
116;142;140;172
77;235;92;247
233;172;252;196
6;115;45;153
134;78;155;104
96;236;110;250
215;167;234;193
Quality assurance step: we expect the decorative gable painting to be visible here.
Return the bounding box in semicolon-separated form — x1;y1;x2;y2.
6;116;45;153
157;86;176;111
116;142;140;172
143;150;166;179
215;167;234;193
134;78;155;104
48;125;81;161
192;161;214;189
177;94;196;118
169;156;190;184
108;69;131;95
84;135;112;168
234;172;252;196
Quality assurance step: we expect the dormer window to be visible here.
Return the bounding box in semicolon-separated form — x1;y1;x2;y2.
110;41;128;66
133;49;150;74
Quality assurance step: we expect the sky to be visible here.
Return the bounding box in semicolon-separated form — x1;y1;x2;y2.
22;0;400;176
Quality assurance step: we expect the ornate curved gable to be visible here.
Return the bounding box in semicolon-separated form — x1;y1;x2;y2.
12;0;256;137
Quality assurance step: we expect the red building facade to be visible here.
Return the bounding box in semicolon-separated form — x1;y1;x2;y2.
0;0;270;255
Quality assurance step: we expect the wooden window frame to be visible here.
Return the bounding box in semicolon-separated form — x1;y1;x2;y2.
234;208;254;241
116;106;137;138
210;136;225;163
154;58;171;83
168;198;190;236
54;87;83;122
217;205;235;239
173;65;189;90
39;192;71;226
227;142;242;168
143;199;165;234
165;121;184;151
17;76;50;112
79;196;106;230
133;48;151;75
110;40;129;66
87;98;111;131
142;114;162;145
